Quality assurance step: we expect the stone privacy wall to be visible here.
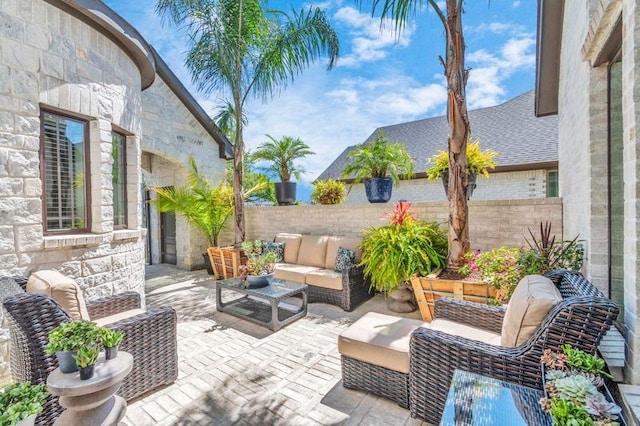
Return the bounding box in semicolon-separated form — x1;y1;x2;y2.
344;170;553;204
218;198;564;252
0;1;149;384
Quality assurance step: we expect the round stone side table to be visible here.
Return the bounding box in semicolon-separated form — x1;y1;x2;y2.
47;351;133;426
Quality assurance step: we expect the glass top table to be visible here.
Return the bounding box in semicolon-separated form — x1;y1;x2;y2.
215;277;307;331
440;369;551;426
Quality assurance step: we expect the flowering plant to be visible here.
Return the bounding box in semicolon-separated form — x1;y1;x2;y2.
240;240;277;276
458;247;523;304
539;345;622;425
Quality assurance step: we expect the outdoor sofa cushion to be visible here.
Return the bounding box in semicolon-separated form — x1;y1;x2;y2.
274;233;303;263
501;274;562;347
26;270;90;320
273;264;321;283
297;235;330;268
305;269;343;291
325;236;362;270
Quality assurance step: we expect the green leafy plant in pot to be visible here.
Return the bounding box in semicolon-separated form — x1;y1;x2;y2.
72;344;100;380
311;179;346;205
360;202;448;312
0;381;48;426
46;320;101;373
239;240;278;288
250;135;315;206
98;328;124;361
426;139;497;199
342;131;414;203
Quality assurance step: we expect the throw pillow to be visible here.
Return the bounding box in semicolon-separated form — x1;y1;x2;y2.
334;247;355;272
262;241;285;263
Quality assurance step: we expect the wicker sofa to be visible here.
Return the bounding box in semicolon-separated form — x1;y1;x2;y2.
270;233;373;311
338;270;619;423
0;273;178;426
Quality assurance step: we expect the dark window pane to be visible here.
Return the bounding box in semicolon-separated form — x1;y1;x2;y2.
112;132;127;227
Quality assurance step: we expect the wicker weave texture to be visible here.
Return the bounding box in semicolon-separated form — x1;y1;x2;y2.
1;276;179;425
341;356;409;408
409;271;619;424
307;265;373;311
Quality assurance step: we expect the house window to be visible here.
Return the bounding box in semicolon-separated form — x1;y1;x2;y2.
112;132;127;228
41;110;89;233
546;170;558;197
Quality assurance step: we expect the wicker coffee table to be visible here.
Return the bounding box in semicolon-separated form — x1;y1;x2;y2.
216;277;308;331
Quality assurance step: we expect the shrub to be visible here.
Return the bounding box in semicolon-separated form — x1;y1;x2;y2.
46;320;101;354
473;247;523;304
311;179;346;204
426;139;498;180
0;382;48;426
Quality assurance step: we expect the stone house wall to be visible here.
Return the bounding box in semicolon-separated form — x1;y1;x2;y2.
343;170;552;204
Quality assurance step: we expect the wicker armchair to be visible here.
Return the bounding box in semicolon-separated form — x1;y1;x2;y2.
307;264;373;311
409;271;619;424
1;275;178;426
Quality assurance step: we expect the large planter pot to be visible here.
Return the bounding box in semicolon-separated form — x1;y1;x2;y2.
245;273;273;289
364;177;393;203
387;283;417;313
410;275;496;322
207;247;246;279
202;253;214;275
275;182;297;206
441;170;477;200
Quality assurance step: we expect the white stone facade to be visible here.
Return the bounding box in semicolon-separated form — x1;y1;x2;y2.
550;0;640;383
344;170;552;204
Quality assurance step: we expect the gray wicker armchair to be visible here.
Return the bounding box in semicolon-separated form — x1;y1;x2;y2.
306;264;372;311
1;275;178;426
409;271;619;424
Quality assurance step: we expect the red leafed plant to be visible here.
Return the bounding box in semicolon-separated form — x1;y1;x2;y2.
384;201;416;225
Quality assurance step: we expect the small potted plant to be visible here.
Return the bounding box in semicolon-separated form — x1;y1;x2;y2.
72;344;100;381
426;139;497;199
0;381;48;426
98;328;124;360
311;179;347;205
239;240;278;288
342;131;414;203
46;320;101;373
250;135;315;205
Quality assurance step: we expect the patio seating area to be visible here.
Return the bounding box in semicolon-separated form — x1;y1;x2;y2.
122;265;425;425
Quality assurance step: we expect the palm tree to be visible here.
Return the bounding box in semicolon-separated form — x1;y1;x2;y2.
363;0;472;269
251;135;314;182
156;0;340;246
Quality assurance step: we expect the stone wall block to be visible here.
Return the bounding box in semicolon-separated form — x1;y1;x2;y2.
82;256;111;275
16;224;42;251
0;10;25;42
0;226;15;253
8;150;38;177
11;69;38;99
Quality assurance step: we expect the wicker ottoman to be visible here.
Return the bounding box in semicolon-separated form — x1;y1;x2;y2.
338;312;427;408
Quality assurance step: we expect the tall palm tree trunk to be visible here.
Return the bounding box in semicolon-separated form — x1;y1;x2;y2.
444;1;470;269
233;100;245;247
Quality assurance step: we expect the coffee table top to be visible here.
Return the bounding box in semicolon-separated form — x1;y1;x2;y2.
217;277;307;299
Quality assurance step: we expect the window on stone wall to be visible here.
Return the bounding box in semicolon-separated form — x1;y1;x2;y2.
112;132;127;228
546;170;558;197
41;110;89;233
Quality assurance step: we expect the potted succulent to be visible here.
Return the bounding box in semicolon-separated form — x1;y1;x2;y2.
311;179;347;205
360;202;448;312
426;139;498;199
72;344;100;381
98;328;124;360
46;320;101;373
0;381;48;426
250;135;315;205
342;131;414;203
239;240;278;288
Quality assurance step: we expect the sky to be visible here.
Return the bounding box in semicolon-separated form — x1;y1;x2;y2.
102;0;538;198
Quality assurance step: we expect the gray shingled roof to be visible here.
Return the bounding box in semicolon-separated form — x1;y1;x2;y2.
317;90;558;181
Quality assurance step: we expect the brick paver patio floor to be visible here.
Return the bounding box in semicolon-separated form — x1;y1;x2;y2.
123;265;428;426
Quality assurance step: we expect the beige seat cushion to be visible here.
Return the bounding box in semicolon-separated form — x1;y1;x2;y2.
325;236;362;270
27;270;90;320
429;319;502;346
305;269;343;291
274;233;303;264
338;312;429;374
94;308;146;327
297;235;329;268
501;275;562;348
274;264;321;284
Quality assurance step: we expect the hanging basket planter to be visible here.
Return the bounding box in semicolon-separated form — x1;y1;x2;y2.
441;170;477;200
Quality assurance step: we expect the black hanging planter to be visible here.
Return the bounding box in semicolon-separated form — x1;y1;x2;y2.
364;177;393;203
441;170;477;200
275;182;297;205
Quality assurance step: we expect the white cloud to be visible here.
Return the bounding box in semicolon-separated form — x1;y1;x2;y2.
468;22;529;37
334;6;414;67
513;1;522;8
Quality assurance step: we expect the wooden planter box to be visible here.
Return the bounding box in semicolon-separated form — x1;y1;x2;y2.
207;246;246;280
410;274;497;322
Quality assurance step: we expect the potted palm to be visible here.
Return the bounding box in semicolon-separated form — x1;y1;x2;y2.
426;139;497;199
0;381;48;426
360;202;448;312
342;131;414;203
250;135;315;205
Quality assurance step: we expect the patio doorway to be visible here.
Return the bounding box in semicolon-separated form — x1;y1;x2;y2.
161;210;177;265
